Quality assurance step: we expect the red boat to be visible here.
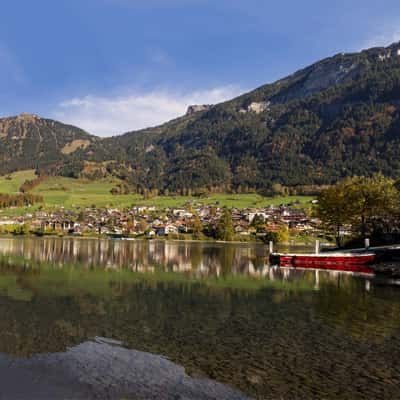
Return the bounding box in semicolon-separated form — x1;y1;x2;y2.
270;252;376;268
286;263;375;274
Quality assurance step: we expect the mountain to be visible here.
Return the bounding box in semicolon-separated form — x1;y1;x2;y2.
3;42;400;193
90;41;400;193
0;113;98;177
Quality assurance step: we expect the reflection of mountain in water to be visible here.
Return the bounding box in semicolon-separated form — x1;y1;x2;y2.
0;339;250;400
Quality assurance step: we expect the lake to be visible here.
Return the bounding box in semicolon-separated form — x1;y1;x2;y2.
0;236;399;399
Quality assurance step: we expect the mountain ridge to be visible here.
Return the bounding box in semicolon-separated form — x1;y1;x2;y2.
2;41;400;193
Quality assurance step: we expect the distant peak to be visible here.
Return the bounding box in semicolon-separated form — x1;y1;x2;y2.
17;113;40;121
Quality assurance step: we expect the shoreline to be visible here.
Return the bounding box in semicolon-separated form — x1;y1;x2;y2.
0;233;318;248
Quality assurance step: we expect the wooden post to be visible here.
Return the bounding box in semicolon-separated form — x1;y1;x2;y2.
269;241;274;254
315;240;320;255
365;238;370;249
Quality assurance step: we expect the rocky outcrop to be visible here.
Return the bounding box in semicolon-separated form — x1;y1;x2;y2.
378;47;400;61
16;113;41;122
186;104;212;115
239;101;270;114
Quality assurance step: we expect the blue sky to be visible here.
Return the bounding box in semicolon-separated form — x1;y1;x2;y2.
1;0;400;136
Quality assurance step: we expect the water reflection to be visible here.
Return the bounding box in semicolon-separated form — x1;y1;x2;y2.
0;237;399;399
0;237;378;284
0;237;270;277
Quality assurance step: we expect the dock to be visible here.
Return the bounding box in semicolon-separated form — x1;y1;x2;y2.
270;241;400;278
327;244;400;278
325;244;400;261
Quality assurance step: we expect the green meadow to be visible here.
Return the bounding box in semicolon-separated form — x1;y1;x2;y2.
0;170;37;193
0;171;313;211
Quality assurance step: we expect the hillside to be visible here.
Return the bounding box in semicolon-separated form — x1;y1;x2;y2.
99;41;400;193
0;170;311;212
0;113;98;177
3;42;400;193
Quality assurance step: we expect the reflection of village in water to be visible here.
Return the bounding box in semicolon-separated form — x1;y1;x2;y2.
0;237;375;290
0;237;398;400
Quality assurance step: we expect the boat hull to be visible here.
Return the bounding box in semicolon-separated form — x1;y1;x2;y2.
278;254;376;267
270;253;376;274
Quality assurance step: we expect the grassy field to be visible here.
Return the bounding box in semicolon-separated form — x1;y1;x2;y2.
0;171;314;210
32;176;127;208
0;170;37;193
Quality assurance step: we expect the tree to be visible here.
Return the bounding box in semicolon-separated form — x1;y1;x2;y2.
216;208;235;241
138;219;148;234
250;214;265;231
345;174;399;239
77;211;86;222
271;183;286;196
316;174;400;246
0;193;43;208
190;214;203;239
276;225;289;244
315;183;353;246
11;224;30;235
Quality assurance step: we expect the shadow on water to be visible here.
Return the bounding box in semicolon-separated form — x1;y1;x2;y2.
0;237;399;399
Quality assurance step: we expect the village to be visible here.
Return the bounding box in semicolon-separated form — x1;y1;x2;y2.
0;200;322;243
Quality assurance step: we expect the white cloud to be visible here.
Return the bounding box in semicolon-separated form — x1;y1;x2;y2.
52;86;243;137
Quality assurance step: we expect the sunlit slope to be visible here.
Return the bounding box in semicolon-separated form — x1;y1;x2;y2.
0;171;312;209
0;170;37;194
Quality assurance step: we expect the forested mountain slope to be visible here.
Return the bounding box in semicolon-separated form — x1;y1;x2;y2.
100;41;400;192
0;113;98;177
3;42;400;193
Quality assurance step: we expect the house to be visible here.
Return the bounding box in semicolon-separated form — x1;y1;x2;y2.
156;224;179;236
0;220;19;226
247;212;269;223
235;225;250;236
165;224;179;235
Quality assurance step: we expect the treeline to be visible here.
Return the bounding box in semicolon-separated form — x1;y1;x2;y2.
20;176;47;193
111;183;324;198
315;174;400;247
0;193;44;208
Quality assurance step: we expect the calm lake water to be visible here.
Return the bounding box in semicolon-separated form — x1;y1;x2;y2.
0;237;399;399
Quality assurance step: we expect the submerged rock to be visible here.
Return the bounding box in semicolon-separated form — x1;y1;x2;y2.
0;340;251;400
